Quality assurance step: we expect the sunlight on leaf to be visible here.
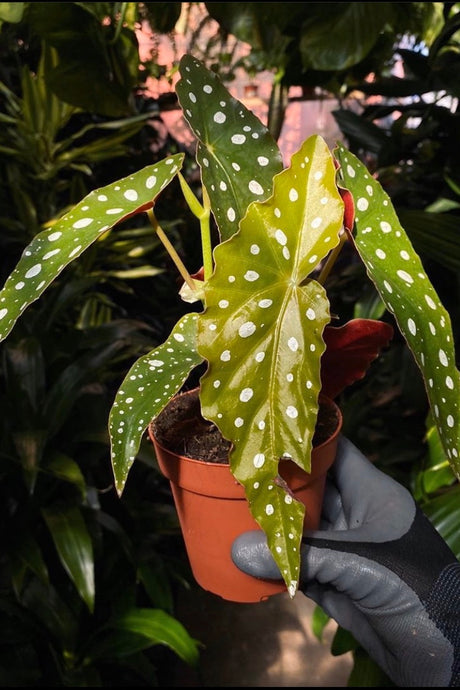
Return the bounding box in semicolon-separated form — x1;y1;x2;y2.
198;135;344;594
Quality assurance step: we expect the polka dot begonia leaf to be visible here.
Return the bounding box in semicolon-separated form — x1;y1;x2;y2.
109;312;203;495
335;144;460;480
0;154;184;343
197;135;344;597
176;55;283;242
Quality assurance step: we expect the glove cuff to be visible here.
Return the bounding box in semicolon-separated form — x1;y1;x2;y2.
426;561;460;687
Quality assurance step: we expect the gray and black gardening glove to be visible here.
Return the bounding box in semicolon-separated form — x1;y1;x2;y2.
232;436;460;687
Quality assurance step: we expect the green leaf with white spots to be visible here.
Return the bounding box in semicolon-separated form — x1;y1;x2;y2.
176;54;283;241
109;312;203;495
0;154;184;343
335;144;460;480
197;135;344;595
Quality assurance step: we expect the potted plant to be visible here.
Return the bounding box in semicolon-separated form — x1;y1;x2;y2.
0;54;459;603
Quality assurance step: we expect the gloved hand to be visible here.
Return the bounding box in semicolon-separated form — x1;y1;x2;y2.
232;436;460;687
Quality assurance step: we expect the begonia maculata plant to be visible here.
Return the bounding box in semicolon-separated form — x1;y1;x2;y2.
0;54;459;596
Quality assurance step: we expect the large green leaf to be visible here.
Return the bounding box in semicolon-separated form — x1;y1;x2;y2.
20;576;79;652
0;2;25;26
43;328;150;439
332;109;390;155
176;54;283;241
27;2;139;116
397;209;460;274
42;505;95;613
89;608;200;666
0;154;184;343
299;3;396;71
142;2;183;33
198;134;344;595
335;144;460;480
423;485;460;559
109;312;204;495
415;423;457;496
9;533;49;589
44;454;86;497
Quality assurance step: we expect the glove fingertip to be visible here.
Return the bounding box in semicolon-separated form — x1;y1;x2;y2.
231;531;283;580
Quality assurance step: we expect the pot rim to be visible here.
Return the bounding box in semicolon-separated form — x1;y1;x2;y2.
149;386;343;469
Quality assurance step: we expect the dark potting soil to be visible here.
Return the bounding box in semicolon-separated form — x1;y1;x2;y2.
152;389;340;464
153;389;231;463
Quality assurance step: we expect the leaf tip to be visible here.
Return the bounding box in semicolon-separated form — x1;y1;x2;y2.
287;580;298;598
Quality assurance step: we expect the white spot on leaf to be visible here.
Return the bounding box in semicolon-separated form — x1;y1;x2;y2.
25;264;41;278
254;453;265;468
244;270;259;281
239;322;256;338
240;388;253;402
73;218;93;229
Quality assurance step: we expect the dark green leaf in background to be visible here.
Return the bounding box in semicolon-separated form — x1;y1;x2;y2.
42;505;95;612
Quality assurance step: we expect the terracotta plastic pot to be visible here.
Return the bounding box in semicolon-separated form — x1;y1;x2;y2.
148;388;342;603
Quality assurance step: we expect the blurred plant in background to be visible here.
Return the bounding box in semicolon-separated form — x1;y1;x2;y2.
0;2;203;684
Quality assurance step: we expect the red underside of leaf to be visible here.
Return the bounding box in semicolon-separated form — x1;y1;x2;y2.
338;184;355;239
321;318;394;399
333;153;355;238
124;201;153;221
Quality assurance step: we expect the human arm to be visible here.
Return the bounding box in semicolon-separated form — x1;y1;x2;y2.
232;436;460;687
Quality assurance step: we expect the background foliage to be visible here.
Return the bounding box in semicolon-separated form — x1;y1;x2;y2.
0;2;459;686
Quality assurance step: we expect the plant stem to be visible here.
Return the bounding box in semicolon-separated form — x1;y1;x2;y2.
200;186;213;280
147;209;196;293
317;232;347;285
110;2;127;44
178;172;213;281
